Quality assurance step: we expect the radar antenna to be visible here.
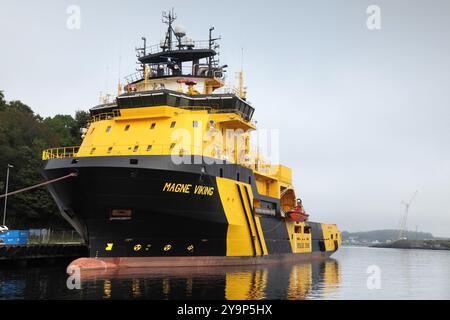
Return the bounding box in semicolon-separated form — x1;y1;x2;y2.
162;8;178;51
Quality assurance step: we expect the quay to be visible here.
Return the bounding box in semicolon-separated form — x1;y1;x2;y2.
0;244;87;266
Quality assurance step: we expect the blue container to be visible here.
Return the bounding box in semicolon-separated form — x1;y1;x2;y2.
0;232;11;238
3;238;18;244
0;230;30;245
19;230;29;238
1;237;28;245
0;230;29;238
0;231;18;238
16;238;29;245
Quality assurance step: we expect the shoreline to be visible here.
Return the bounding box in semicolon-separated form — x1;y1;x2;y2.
370;239;450;251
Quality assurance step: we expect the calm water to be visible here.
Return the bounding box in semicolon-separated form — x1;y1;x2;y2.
1;246;449;300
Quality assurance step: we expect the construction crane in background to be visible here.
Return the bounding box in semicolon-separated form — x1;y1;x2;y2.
397;190;418;240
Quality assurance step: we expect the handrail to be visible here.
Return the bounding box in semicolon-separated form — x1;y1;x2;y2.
89;104;251;123
42;146;80;160
42;144;213;160
41;142;254;163
124;65;215;84
89;109;121;123
138;40;212;57
124;71;144;84
42;144;267;171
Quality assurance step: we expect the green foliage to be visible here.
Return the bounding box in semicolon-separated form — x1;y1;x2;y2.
43;114;78;146
73;110;90;144
0;91;6;111
0;90;87;229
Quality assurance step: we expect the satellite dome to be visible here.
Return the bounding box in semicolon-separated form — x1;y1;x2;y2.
182;36;195;48
174;25;186;37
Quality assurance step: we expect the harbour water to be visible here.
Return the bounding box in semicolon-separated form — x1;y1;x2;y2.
0;246;449;300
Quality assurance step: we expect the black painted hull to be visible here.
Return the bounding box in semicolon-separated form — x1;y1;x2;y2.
43;155;335;261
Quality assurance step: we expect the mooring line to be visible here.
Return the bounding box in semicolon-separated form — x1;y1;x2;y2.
0;172;78;199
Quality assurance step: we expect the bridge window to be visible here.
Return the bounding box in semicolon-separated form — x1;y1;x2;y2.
107;147;113;154
170;121;176;128
106;126;111;133
150;123;156;129
146;145;152;151
295;226;302;233
133;145;139;152
304;226;311;234
124;124;130;131
193;120;198;128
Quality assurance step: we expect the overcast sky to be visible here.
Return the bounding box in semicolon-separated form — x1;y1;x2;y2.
1;0;449;237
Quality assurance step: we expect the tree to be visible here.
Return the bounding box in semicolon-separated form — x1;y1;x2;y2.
72;110;90;145
43;114;78;146
7;100;34;115
0;91;6;111
43;110;90;147
0;90;89;229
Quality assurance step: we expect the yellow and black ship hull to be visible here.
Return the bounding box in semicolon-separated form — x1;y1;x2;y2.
43;155;340;269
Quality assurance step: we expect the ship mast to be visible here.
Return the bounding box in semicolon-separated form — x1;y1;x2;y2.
239;48;246;100
162;9;176;51
124;10;227;94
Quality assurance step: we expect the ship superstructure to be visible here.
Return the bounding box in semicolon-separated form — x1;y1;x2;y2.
42;11;340;269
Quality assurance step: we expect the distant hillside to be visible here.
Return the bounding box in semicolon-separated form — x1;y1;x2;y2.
341;229;434;243
372;239;450;250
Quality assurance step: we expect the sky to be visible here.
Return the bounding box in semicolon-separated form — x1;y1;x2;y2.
0;0;449;237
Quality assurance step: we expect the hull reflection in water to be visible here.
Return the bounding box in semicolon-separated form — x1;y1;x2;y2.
77;259;340;300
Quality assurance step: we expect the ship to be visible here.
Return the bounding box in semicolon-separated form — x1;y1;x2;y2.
42;10;341;270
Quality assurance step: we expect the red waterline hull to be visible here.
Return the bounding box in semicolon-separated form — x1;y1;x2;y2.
68;251;335;274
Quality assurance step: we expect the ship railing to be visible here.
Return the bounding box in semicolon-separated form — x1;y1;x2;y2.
221;86;241;96
42;146;80;160
79;144;206;157
174;106;250;122
42;144;244;162
138;40;212;57
210;108;251;121
124;71;144;84
124;66;214;84
178;106;212;112
89;110;121;123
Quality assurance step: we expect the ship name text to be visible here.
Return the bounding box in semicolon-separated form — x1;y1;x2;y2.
163;182;214;196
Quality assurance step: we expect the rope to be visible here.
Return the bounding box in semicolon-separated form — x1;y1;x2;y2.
0;172;78;199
